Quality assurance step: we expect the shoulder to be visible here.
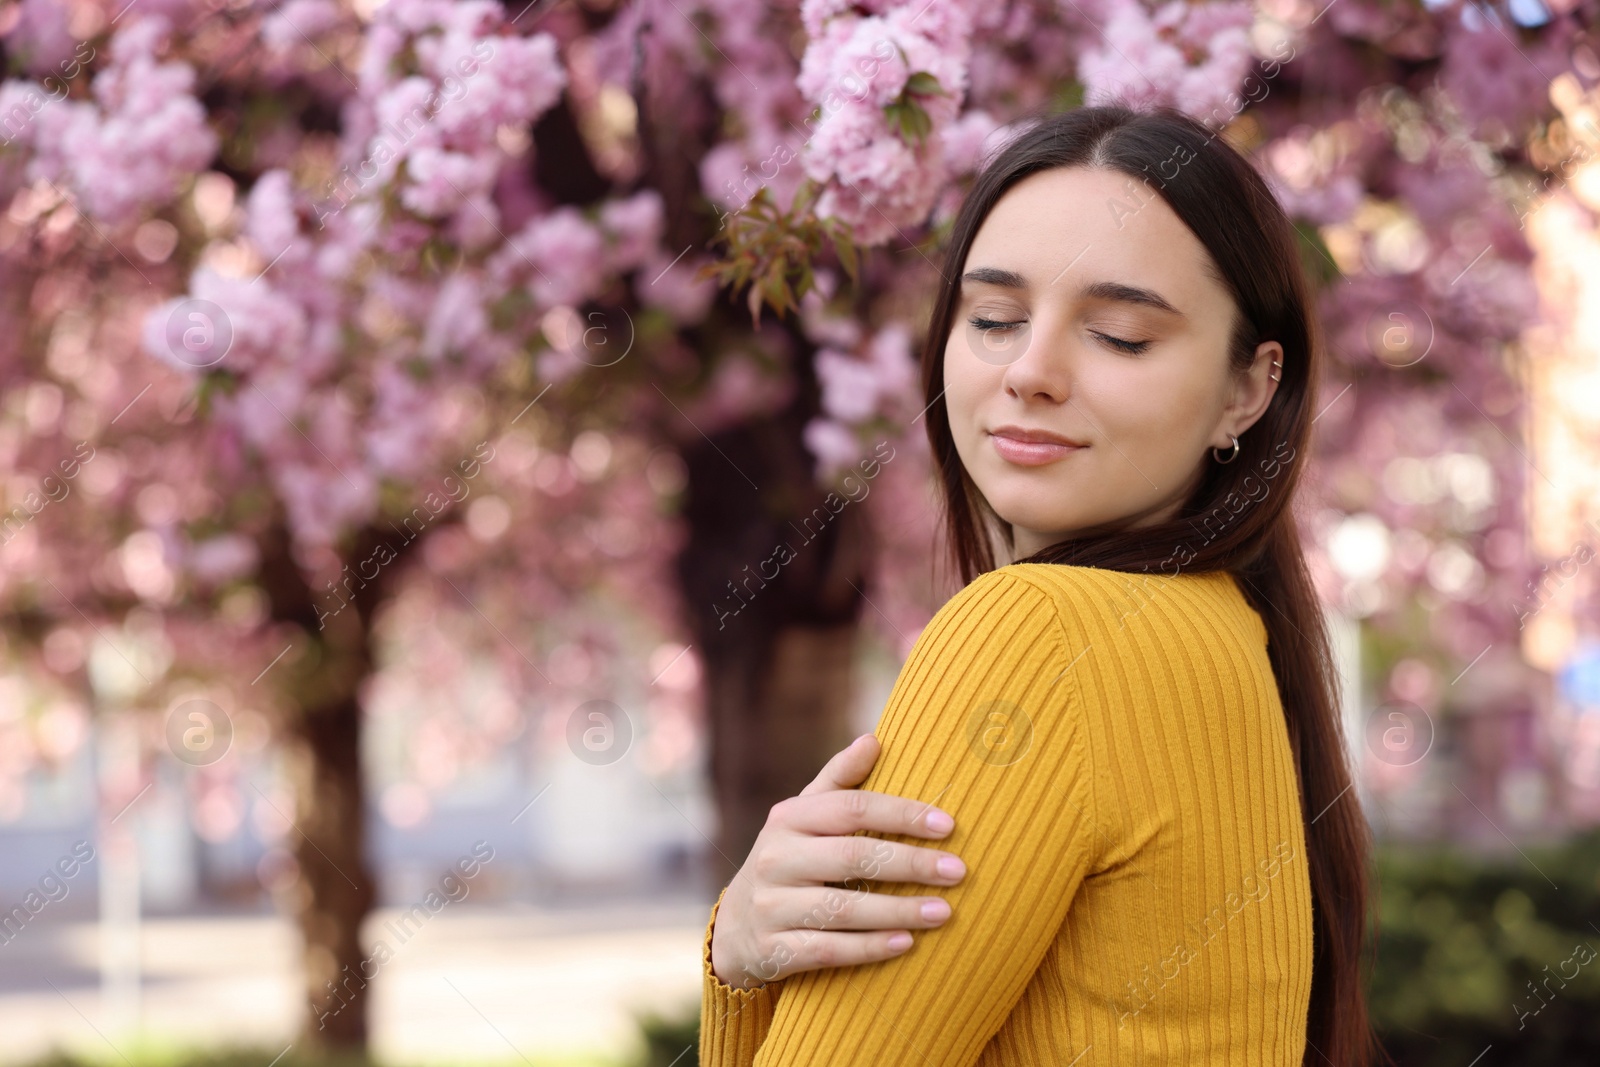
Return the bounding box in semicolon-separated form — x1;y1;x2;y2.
930;564;1136;647
916;566;1081;663
962;563;1148;637
891;568;1075;711
998;562;1268;652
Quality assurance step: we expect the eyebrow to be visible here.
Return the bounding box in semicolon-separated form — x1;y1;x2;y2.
960;267;1185;318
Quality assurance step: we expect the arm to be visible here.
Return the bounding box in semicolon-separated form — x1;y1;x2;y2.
750;570;1102;1066
700;737;973;1067
700;885;783;1067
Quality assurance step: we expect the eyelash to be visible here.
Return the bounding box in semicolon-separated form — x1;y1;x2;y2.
965;316;1151;355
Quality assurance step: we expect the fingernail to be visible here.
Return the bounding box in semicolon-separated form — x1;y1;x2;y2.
925;809;953;834
887;932;912;951
936;856;965;880
920;899;950;922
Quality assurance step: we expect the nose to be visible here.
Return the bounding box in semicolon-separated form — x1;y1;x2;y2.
999;321;1071;404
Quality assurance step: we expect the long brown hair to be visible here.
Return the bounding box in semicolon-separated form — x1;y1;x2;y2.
919;104;1381;1067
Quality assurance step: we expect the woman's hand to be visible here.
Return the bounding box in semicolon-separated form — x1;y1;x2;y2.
709;733;967;989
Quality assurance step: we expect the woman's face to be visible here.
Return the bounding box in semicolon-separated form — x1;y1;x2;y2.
943;165;1281;559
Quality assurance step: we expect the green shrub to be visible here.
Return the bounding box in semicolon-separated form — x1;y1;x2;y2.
1369;829;1600;1065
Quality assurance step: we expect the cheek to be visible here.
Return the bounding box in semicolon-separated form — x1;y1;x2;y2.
1075;359;1213;483
942;338;985;437
1097;359;1204;438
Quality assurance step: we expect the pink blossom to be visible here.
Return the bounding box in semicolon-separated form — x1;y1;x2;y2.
262;0;345;53
941;109;1004;175
246;169;307;262
420;272;490;363
382;0;458;35
634;247;716;326
358;21;410;92
803;416;864;479
796;0;975;245
427;33;566;145
807;105;947;244
6;0;76;78
445;192;503;252
141;266;309;378
1263;171;1363;227
400;146;498;217
372;76;443;165
815;323;918;425
276;461;378;548
364;363;437;477
800;0;865;38
218;365;309;457
186;534;260;585
1441;10;1576;138
600;189;665;272
0;81;50;148
1075;0;1256;122
797;17;909;109
699;141;756;212
867;322;917;404
488;206;606;309
817;348;881;423
23;16;217;224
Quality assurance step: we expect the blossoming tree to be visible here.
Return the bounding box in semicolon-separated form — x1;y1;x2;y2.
0;0;1589;1051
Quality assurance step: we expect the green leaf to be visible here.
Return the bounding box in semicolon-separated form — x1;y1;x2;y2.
905;71;946;97
830;225;859;284
885;97;933;147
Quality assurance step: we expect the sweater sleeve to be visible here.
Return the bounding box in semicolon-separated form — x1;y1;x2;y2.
745;569;1102;1066
699;883;785;1066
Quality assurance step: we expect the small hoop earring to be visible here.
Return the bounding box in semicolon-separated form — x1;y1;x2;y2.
1213;434;1240;464
1269;358;1283;383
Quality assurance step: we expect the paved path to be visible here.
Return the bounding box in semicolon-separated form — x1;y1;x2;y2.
0;899;710;1066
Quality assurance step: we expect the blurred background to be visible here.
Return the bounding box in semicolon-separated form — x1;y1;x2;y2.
1;0;1599;1064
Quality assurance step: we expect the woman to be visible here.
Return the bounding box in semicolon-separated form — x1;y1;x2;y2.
698;104;1379;1066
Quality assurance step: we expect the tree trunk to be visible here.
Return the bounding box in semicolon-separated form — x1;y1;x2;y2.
284;676;376;1050
702;623;863;884
676;378;872;887
256;520;390;1052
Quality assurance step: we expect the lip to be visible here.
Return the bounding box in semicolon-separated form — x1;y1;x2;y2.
987;425;1087;466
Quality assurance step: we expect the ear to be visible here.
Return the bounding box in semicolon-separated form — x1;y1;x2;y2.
1212;341;1282;451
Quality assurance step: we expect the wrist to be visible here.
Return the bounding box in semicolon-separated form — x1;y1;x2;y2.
711;934;773;990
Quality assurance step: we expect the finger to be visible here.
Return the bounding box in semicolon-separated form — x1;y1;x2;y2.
767;885;952;934
798;733;880;796
763;833;966;888
763;928;917;979
786;788;955;840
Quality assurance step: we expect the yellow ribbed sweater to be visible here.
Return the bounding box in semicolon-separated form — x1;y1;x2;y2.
699;562;1314;1066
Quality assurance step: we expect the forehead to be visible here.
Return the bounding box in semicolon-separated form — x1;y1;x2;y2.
962;166;1218;305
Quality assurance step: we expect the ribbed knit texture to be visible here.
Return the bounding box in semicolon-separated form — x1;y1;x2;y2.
699;562;1314;1066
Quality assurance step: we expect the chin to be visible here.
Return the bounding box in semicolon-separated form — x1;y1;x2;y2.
981;482;1071;524
991;507;1088;543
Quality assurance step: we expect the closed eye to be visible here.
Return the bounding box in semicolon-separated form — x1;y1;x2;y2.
968;316;1025;333
968;317;1151;355
1092;331;1150;354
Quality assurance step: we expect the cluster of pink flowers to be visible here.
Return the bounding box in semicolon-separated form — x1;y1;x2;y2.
260;0;346;53
327;0;565;229
1074;0;1257;122
487;189;672;310
795;0;977;246
801;267;920;477
4;15;216;226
